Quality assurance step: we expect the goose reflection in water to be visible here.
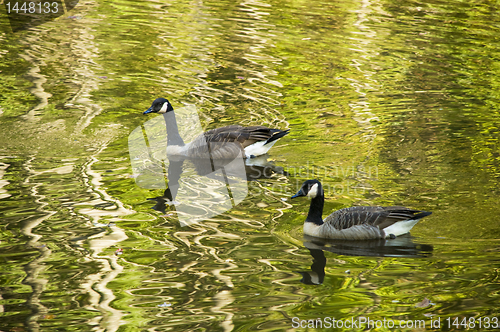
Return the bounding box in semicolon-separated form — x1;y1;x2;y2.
297;234;433;285
147;155;288;216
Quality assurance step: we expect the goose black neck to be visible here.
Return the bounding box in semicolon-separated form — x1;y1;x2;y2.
163;112;185;146
309;248;326;283
306;194;324;226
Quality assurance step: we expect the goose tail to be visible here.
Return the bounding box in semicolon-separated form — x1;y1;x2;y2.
413;211;432;220
265;129;290;145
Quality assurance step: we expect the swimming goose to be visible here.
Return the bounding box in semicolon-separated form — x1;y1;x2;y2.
291;180;431;240
143;98;289;159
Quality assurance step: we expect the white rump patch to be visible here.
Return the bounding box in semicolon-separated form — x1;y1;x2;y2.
383;219;420;238
244;140;275;158
159;102;169;113
307;183;319;198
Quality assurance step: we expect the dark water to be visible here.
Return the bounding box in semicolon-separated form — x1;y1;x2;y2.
1;0;500;330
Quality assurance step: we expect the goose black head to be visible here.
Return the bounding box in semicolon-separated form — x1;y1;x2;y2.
291;179;323;199
143;98;174;115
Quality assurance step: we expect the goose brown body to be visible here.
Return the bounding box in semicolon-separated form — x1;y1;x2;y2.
292;180;432;240
188;125;289;159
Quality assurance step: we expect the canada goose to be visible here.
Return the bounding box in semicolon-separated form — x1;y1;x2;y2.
291;180;432;240
143;98;289;159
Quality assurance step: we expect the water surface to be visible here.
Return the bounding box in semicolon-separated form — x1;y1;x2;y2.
1;0;500;330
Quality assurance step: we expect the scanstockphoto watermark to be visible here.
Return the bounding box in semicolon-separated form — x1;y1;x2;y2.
129;103;378;226
285;161;379;181
128;104;249;227
291;316;500;330
248;176;374;197
244;160;379;197
291;316;433;330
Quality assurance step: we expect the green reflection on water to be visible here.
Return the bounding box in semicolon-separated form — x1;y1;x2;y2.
1;0;500;330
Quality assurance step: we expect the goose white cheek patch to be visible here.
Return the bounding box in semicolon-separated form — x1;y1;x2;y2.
159;102;169;113
307;183;319;198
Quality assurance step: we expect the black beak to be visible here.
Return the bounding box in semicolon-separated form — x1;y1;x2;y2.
291;190;306;199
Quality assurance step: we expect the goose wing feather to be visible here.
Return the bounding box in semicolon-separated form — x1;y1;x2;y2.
186;132;241;159
186;125;287;158
204;125;280;146
323;206;426;231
